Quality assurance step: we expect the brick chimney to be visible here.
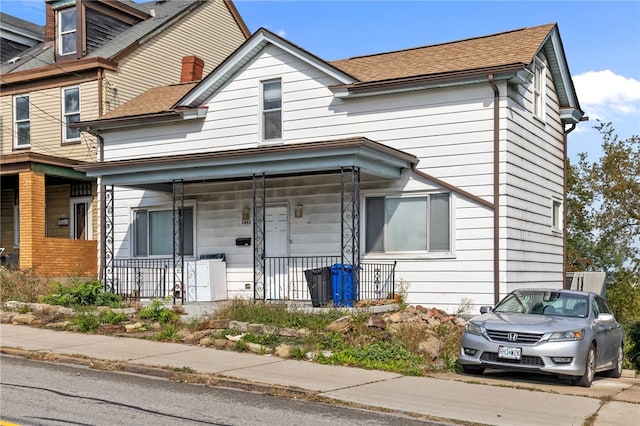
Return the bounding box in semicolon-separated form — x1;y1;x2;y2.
180;56;204;83
44;1;55;42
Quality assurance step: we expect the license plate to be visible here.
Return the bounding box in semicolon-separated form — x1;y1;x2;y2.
498;346;522;360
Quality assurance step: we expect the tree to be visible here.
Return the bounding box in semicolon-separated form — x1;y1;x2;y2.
566;121;639;275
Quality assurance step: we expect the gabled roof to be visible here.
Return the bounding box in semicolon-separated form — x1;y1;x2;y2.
78;22;583;131
0;12;44;39
1;0;250;77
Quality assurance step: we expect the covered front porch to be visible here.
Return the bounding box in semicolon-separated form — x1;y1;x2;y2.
78;138;417;306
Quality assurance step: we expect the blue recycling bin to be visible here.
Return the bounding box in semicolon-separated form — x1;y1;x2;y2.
331;264;358;307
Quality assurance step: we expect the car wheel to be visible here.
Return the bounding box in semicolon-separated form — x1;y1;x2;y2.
605;344;623;378
575;344;596;387
462;365;485;375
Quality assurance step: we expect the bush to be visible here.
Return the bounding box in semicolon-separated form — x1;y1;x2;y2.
139;298;180;324
625;321;640;371
607;277;640;324
0;268;50;303
42;279;107;307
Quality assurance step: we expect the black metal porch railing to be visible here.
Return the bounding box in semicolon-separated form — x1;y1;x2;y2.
112;258;171;300
264;256;396;305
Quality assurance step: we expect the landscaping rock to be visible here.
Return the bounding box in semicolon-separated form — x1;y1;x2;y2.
11;313;36;325
366;314;386;329
325;316;352;333
418;336;442;360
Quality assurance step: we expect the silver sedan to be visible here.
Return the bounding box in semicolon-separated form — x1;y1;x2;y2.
459;288;624;387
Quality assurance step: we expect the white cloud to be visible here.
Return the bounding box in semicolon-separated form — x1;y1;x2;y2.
573;70;640;118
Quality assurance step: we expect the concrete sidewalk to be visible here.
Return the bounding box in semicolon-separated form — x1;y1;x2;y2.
1;323;638;425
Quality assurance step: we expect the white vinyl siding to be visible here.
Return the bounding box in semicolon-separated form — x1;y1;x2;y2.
13;94;30;148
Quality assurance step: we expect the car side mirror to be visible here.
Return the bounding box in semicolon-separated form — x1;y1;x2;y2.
480;306;492;314
597;313;614;321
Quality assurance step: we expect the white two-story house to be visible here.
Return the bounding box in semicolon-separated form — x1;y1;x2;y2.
76;24;584;312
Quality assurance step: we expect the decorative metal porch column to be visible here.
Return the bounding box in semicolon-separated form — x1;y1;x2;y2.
341;167;361;302
173;179;184;304
103;185;115;293
253;173;266;301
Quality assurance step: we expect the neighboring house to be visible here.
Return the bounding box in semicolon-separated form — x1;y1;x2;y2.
75;24;584;312
0;12;44;64
0;0;250;278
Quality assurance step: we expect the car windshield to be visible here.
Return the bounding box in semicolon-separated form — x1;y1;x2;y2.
493;290;588;318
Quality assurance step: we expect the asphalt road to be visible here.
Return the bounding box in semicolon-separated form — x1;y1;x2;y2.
0;355;441;426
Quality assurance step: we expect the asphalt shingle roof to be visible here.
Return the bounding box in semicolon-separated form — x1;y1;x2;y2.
100;82;198;119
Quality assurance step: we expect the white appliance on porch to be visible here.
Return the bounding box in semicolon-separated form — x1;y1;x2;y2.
187;254;227;302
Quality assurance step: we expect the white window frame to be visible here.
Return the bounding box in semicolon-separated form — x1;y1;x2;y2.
13;94;30;148
62;86;81;143
363;192;453;257
132;204;196;258
58;7;77;56
260;78;282;142
70;197;92;240
533;57;546;120
552;198;563;231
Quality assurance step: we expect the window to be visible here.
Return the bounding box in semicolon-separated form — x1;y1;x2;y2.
134;207;194;257
262;79;281;141
62;86;80;142
533;58;545;119
58;7;77;55
365;194;450;253
13;95;30;148
552;199;562;230
70;197;92;240
13;204;20;248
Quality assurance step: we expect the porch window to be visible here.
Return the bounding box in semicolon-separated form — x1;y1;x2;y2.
365;193;450;253
533;57;545;120
261;79;282;141
134;207;194;257
62;86;80;142
13;94;30;148
13;204;20;248
70;197;92;240
58;7;77;55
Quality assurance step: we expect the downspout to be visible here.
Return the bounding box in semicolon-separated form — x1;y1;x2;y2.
562;123;577;288
97;68;105;280
488;75;500;305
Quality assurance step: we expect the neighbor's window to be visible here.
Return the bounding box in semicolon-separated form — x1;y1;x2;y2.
365;193;450;253
62;86;80;142
134;206;194;257
13;94;30;148
58;7;77;55
262;79;282;141
70;197;92;240
552;199;562;230
13;204;20;248
533;57;545;119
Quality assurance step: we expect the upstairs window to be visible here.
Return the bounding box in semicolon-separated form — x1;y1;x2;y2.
62;86;81;142
533;57;546;119
13;95;30;148
58;7;77;55
365;193;451;254
262;79;282;141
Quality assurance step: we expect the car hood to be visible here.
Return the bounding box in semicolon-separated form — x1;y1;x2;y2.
473;313;587;332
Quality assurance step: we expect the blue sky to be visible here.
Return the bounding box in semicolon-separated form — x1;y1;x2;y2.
2;0;639;162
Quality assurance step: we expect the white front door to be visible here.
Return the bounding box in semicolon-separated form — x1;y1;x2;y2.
265;205;289;300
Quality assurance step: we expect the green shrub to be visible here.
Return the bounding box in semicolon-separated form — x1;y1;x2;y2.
139;298;179;324
607;277;640;324
99;310;129;325
96;291;123;308
74;311;101;333
624;321;640;371
155;323;182;341
42;279;109;307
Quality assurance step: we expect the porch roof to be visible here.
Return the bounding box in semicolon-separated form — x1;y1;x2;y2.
75;137;418;186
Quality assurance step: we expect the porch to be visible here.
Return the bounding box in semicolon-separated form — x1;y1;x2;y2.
111;256;396;306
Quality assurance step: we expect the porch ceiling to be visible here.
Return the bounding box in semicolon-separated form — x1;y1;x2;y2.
76;137;418;186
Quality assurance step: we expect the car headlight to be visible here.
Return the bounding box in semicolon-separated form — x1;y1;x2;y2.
465;322;485;336
548;329;584;341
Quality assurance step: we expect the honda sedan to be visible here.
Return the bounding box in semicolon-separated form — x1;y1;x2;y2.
459;288;624;387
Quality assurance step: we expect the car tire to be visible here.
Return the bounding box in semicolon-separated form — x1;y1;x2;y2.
461;365;485;375
575;344;596;387
605;344;623;378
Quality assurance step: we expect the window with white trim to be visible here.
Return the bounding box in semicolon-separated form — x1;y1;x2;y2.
365;193;451;253
133;206;194;257
261;79;282;141
70;197;92;240
552;199;562;230
58;7;77;55
62;86;80;142
13;94;30;148
13;204;20;248
533;57;546;119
